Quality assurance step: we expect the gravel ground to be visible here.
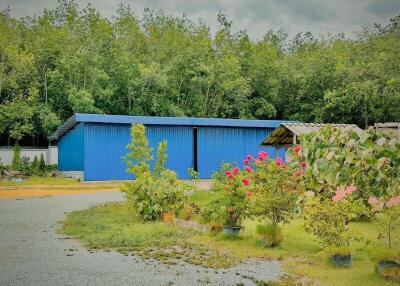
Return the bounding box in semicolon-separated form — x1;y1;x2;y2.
0;192;281;286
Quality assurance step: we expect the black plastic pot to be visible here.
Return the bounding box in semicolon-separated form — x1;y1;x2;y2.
332;254;352;268
376;260;400;280
222;226;241;236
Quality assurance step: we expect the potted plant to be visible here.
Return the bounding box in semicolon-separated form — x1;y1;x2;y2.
368;195;400;280
303;185;358;267
249;152;305;247
372;249;400;281
216;167;252;236
329;246;352;268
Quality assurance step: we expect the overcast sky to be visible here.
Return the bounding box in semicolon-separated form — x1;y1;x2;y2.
2;0;400;39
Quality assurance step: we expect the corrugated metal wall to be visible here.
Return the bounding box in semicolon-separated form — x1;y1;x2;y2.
197;127;277;178
58;123;84;171
83;123;193;181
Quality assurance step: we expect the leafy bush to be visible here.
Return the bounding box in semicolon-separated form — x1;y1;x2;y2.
256;224;283;247
303;196;356;248
296;126;400;203
210;162;237;192
122;124;187;221
368;196;400;249
11;145;21;171
249;152;305;228
212;166;252;227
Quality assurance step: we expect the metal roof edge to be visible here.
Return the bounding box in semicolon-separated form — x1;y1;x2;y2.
50;113;295;141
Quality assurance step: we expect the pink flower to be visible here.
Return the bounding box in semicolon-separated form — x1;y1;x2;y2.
300;161;307;168
368;196;381;208
294;145;301;153
245;191;253;198
232;167;240;175
245;167;252;173
246;155;254;161
276;157;282;166
345;184;357;195
242;178;250;186
243;159;250;165
332;187;347;202
258;151;268;161
332;194;344;202
254;159;261;166
386;196;400;208
225;171;231;177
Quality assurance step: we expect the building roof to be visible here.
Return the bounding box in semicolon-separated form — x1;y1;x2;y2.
261;123;364;146
50;113;290;141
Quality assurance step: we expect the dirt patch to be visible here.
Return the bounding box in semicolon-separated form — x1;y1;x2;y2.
0;185;121;199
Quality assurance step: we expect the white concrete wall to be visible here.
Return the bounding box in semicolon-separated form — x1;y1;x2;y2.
0;147;58;166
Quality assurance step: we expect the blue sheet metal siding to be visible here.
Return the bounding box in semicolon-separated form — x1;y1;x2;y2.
146;126;193;179
197;127;277;178
83;123;193;181
58;123;84;171
84;123;131;181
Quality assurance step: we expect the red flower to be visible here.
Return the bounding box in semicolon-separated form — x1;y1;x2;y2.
242;178;250;186
243;159;250;165
300;161;307;168
258;151;268;161
276;157;282;166
246;155;254;161
294;145;301;153
232;167;240;175
294;171;301;177
245;167;252;173
245;191;253;198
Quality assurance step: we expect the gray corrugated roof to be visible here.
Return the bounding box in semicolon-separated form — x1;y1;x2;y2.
261;123;364;146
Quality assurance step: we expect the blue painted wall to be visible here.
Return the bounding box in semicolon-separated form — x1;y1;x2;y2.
197;127;278;178
58;123;84;171
83;123;194;181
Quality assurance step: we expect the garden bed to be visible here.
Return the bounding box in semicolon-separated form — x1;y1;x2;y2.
60;192;391;286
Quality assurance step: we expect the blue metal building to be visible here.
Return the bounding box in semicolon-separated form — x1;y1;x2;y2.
51;113;288;181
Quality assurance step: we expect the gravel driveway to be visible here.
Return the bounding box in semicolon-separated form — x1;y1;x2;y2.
0;192;281;286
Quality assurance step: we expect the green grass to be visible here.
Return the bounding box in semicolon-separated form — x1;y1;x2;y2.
0;176;79;186
60;192;395;286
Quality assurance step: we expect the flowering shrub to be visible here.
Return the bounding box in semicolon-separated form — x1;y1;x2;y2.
204;165;252;228
122;124;187;221
248;152;305;228
294;125;400;204
303;187;358;248
368;195;400;249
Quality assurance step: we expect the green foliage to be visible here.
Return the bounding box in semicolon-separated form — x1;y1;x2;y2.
210;162;237;192
251;159;305;227
303;197;356;248
297;126;400;202
39;154;46;173
31;156;40;175
11;145;21;171
122;124;186;221
1;4;400;145
256;224;283;247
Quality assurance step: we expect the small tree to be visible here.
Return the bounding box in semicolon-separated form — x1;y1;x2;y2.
122;124;186;221
11;145;21;171
31;156;39;175
39;153;46;173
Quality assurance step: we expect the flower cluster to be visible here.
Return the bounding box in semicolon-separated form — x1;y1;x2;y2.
368;195;400;210
332;184;357;202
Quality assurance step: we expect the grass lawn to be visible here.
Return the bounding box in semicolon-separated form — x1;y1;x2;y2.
60;190;395;286
0;176;79;186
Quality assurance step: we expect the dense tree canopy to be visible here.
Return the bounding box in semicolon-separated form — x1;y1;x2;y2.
0;1;399;146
